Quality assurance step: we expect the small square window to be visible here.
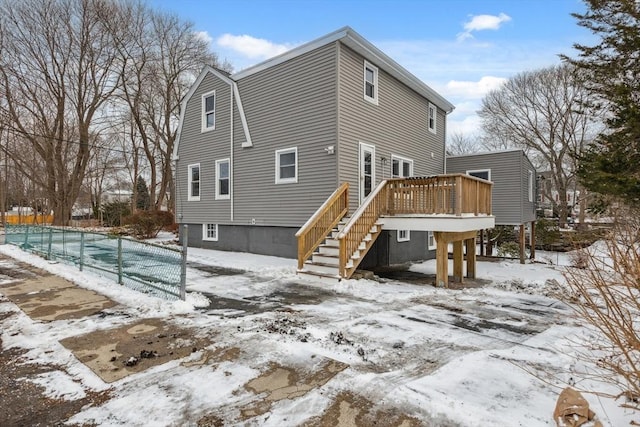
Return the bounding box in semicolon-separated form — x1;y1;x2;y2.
202;91;215;132
397;229;410;242
203;223;218;241
428;103;437;134
363;61;378;105
275;147;298;184
216;159;230;200
188;164;200;201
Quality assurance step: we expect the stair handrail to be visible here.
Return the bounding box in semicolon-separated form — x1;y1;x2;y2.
337;179;389;278
295;182;349;270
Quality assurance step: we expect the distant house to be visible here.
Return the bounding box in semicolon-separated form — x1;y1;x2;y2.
446;149;537;261
173;27;494;285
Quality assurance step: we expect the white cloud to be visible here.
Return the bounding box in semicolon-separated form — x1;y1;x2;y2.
457;13;512;41
445;76;507;99
216;33;292;60
194;31;213;46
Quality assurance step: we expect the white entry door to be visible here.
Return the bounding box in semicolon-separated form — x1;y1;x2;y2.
359;142;375;203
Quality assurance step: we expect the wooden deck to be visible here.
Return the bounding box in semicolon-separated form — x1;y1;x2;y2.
296;174;493;285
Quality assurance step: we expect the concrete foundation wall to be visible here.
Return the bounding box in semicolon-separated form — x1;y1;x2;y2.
180;225;435;268
181;224;298;259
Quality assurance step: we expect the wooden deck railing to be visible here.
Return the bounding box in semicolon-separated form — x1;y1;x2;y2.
338;180;388;277
386;174;492;216
295;182;349;270
338;174;491;278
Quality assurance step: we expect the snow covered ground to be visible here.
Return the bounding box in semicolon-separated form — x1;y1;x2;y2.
0;235;635;426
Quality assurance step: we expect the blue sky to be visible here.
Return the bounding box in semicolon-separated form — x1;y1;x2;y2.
148;0;592;138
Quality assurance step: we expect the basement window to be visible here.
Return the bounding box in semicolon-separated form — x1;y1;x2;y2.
397;229;410;242
203;223;218;241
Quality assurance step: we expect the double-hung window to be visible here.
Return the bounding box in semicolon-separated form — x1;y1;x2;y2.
364;61;378;104
428;103;437;134
275;147;298;184
188;164;200;201
202;91;215;131
216;159;230;200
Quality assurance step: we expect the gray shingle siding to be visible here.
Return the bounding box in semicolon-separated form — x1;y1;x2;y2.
446;150;536;225
337;44;445;212
233;42;339;227
176;73;232;224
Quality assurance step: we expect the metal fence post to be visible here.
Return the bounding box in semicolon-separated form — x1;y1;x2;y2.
117;237;123;285
180;224;188;301
79;231;85;271
47;227;53;259
24;225;29;246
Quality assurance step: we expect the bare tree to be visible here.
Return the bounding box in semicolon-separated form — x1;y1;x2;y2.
446;132;482;156
111;2;220;212
478;64;601;227
0;0;123;225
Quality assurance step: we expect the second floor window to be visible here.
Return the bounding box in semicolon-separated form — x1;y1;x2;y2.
428;103;437;134
202;91;215;131
364;61;378;104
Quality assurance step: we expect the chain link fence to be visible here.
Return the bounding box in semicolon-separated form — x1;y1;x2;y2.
4;225;187;300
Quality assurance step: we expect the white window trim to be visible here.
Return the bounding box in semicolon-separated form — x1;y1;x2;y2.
215;158;230;200
466;169;491;181
202;223;218;241
187;163;201;201
428;231;437;250
363;61;379;105
275;147;298;184
428;103;437;134
391;155;414;178
397;229;410;242
528;170;534;202
201;90;216;132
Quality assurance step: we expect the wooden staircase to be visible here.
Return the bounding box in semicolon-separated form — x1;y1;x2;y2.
299;216;383;280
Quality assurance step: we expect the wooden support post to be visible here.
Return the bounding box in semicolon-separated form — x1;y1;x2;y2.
435;232;448;288
519;224;525;264
529;221;536;259
465;237;476;279
479;229;485;256
453;240;464;282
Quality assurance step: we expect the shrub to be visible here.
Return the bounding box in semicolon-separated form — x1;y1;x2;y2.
561;212;640;419
535;218;562;249
101;201;131;227
497;241;520;258
125;210;174;239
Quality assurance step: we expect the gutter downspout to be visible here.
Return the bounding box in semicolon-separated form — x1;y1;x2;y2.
230;83;234;222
